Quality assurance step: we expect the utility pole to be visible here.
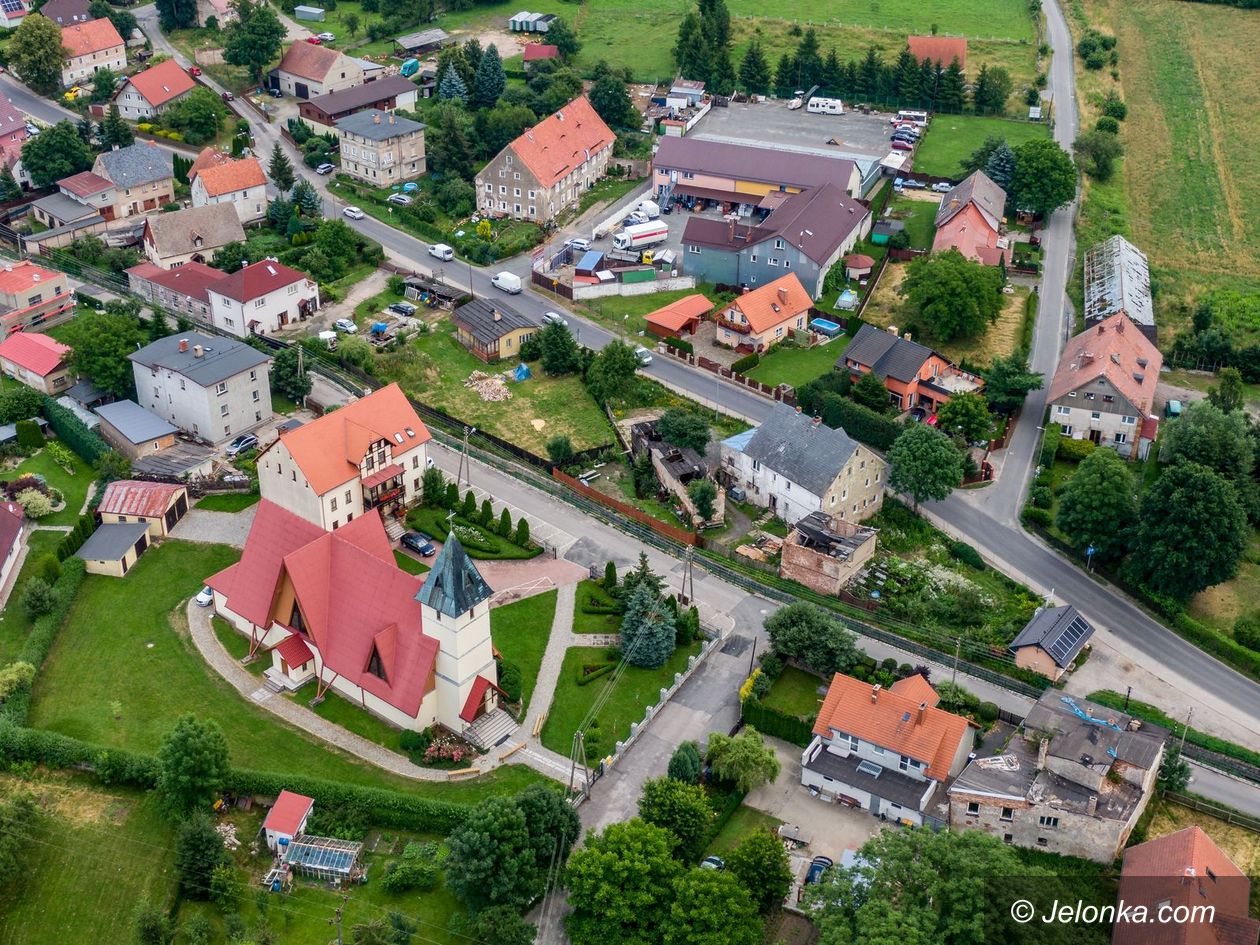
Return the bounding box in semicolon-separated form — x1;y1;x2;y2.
680;545;695;604
568;730;590;798
329;894;348;945
458;425;475;488
1123;686;1132;711
1178;707;1194;757
747;636;758;677
951;637;961;686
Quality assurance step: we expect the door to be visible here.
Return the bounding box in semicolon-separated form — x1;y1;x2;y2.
295;82;310;99
1089;429;1102;444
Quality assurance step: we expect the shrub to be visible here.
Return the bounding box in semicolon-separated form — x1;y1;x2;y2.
575;662;616;686
1038;423;1061;467
731;352;760;374
514;518;530;546
663;336;693;355
818;396;902;450
14;488;52;519
32;554;61;586
1030;485;1053;509
603;560;617;590
1022;506;1053;527
14;420;42;450
382;859;440;893
1102;91;1127;120
978;702;1000;723
947;540;985;570
1095;115;1120;134
1234;614;1260;652
498;663;522;703
44;442;75;472
498;507;512;537
1057;436;1096;462
21;578;55;622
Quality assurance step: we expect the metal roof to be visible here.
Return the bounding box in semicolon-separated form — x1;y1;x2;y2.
723;402;860;496
335;108;425;141
1083;235;1154;329
77;521;150;561
94;399;177;444
414;534;493;619
452;297;534;345
129;331;270;386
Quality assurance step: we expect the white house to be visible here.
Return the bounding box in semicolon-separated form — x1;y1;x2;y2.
0;501;24;593
189;149;268;223
263;790;314;851
113;59;196;121
206;258;319;336
274;41;364;99
256;383;430;531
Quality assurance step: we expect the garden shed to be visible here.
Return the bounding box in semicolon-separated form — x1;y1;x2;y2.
293;5;325;20
281;835;363;884
76;521;150;577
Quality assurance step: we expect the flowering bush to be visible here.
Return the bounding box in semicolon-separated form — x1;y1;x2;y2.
15;488;52;519
422;731;473;766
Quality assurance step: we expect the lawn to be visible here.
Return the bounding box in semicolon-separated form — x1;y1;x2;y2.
166;28;253;93
28;540;546;801
577;175;645;216
761;665;826;720
573;579;621;635
194;491;259;513
1189;533;1260;635
540;641;703;757
912;115;1050;178
886;194;939;250
745;335;850;389
271;392;301;415
706;804;784;856
374;319;614;455
1146;796;1260;875
574;282;723;339
8;446;95;526
394;548;431;574
0;530;62;665
490;589;558;717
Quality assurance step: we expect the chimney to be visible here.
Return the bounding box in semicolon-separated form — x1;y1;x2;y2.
1036;737;1049;771
811;415;821;426
1116;318;1125;333
193;344;204;358
916;701;927;726
373;112;381;124
777;286;788;304
903;331;912;341
493;308;501;322
389;114;395;124
178;339;189;353
1086;795;1098;816
1097;323;1105;334
870;684;881;703
887;324;898;335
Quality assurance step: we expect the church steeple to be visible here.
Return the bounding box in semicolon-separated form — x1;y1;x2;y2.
414;533;493;618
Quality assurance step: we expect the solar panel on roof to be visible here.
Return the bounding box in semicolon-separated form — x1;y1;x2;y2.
0;0;26;14
1049;614;1091;663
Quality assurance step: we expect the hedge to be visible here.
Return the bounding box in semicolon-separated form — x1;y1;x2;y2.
819;395;902;451
731;353;760;374
663;336;693;355
1039;422;1061;467
706;787;747;842
42;396;109;465
948;540;985;570
0;558;86;725
406;508;541;560
1057;436;1096;462
740;698;813;747
576;662;616;686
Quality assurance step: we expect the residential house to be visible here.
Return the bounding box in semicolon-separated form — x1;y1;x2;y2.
1083;235;1156;344
950;692;1166;862
125;260;228;325
780;511;878;596
1008;604;1095;682
681;184;872;297
0;96;31;188
451;298;535;363
907;35;967;70
0;0;28;30
0;501;23;592
0;331;74;394
475;95;615;224
256;383;431;530
207;502;503;735
142;203;245;269
92;141;175;219
96;479;189;537
842;323;984;412
644;294;712;339
630;418;723;527
55;169;116;220
1046;313;1162;459
113;59;196;121
802;672;972;828
521;43;558;70
206;258;319;337
263;791;314;852
1112;827;1260;945
130;331;273;444
932;170;1008;266
60;18;126;87
0;261;74;339
714;272;813;351
652;137;862;208
196;0;234;27
298;75;420;133
335;109;426;186
189;149;268;223
76;521;150;577
392;27;453;56
719;402;886;524
39;0;91;25
94;399;179;459
273;42;364;99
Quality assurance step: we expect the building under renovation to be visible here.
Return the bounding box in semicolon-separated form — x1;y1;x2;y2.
1083;235;1155;344
779;510;877;596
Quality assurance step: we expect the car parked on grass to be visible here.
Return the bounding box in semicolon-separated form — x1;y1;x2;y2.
333;318;357;333
386;193;412;205
388;301;417;317
401;531;436;556
342;206;365;220
225;432;258;457
805;856;833;885
931;181;953;193
700;856;725;871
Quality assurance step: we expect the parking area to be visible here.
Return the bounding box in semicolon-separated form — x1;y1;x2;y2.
690;100;893;167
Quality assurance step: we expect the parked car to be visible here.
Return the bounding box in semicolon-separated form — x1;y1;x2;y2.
634;345;653;365
305;36;322;44
931;181;953;193
891;132;917;143
401;531;436;557
890;139;914;152
25;122;39;136
541;311;568;327
269;87;283;98
225;432;258;457
63;87;85;102
565;237;592;252
189;66;202;76
221;91;235;102
386;193;412;205
700;856;725;871
316;162;335;175
805;856;834;885
195;585;214;607
388;301;417;317
491;271;522;294
317;31;335;41
626;210;649;226
342;206;365;220
136;49;152;60
1165;399;1184;419
428;242;454;260
333;318;357;333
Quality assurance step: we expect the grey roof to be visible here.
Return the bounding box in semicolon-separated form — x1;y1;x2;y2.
1023;693;1167;773
452;298;535;345
94;399;177;444
64;379;106;406
144;204;245;258
1010;605;1095;668
32;192;98;224
0;417;47;444
306;75;419;116
77;521;150;562
335;109;425;140
1083;235;1154;329
129;332;270;387
871;220;905;236
654;136;857;195
132;441;215;477
934;169;1005;228
843;323;940;382
96;142;173;190
394;27;451;49
725;402;860;495
415;534;493;619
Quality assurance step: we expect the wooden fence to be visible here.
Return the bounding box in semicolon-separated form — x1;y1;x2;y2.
660;347;796;406
552;469;697;545
1162;792;1260;834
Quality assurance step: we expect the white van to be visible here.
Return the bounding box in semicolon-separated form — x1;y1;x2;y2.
491;271;522;294
429;243;454;261
806;96;844;115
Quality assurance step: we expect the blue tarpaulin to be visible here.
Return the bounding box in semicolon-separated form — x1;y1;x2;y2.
513;363;532;381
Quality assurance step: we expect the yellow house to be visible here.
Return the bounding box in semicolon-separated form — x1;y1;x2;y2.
452;298;536;363
77;522;151;577
96;480;190;538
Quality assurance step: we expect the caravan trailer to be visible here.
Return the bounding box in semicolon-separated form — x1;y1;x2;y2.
806;97;844;115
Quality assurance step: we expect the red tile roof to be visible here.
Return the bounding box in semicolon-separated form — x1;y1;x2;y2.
275;631;314;668
58;170;113;197
61;18;124;58
97;480;184;519
1046;314;1163;417
522;43;558;62
270;383;430;495
277;41;344;82
263;790;314;836
813;672;970;781
645;293;713;333
361;462;403;490
190;147;232;176
889;672;940;708
507;95;615;189
0;332;70;377
727;273;813;335
209;259;308;303
932;205;1005;265
0;261;64;297
124;59;195;108
193;155;266;197
907;35;967;70
126;260;228;304
460;675;506;722
0;502;22;558
1140;415;1160;443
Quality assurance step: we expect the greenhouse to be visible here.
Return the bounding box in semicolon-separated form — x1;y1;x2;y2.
281;835;364;884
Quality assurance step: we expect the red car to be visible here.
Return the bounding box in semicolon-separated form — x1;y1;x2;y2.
890;139;914;151
189;66;202;76
306;36;322;44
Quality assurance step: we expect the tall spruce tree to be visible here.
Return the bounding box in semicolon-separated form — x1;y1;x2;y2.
794;28;823;89
893;47;920;103
857;47;882;98
709;46;736;95
774;52;796;97
984;142;1017;190
822;48;842;91
100;104;134;149
472;43;506;109
267;141;294;192
738;41;771;95
696;0;730;50
919;58;939;107
438;64;469;103
672;12;709;83
937;56;967;111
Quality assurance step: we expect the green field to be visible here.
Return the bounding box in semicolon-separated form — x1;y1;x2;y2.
8;447;95;526
912;115;1050;178
573;283;722;339
0;530;62;664
490;589;558;717
28;540;544;800
760;665;826;720
745;335;850;389
705;805;784;856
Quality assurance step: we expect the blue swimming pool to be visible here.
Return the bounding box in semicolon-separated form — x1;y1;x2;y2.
811;317;842;337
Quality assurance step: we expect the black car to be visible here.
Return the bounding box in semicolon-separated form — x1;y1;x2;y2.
388;301;417;317
401;531;436;557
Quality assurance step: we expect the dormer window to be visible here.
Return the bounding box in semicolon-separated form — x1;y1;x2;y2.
366;644;387;681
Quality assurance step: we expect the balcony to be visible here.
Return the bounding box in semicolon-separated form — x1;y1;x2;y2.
716;315;752;336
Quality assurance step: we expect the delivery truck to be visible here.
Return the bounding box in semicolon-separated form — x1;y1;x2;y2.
613;221;669;251
636;199;661;219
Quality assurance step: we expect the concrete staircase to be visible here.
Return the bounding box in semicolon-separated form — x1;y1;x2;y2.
383;517;406;542
465;708;517;749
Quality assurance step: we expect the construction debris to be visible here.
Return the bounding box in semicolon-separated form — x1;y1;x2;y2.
464;371;513;402
216;822;242;850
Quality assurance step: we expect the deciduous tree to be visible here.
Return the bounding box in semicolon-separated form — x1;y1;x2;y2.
688;479;716;520
588;64;637;128
445;795;540;912
21;121;93;188
1207;367;1245;414
9;13;67;95
0;793;38;885
565;819;681;945
59;309;147;398
155;714;231;816
156;0;197;29
663;869;762;945
452;907;536;945
546;16;580;60
888;424;964;509
705;728;781;793
1073;129;1124;181
165;87;229;145
1010;138;1076;217
981;352;1042;412
934;391;992;443
223;0;286;83
726;829;792;915
1163;400;1253;485
638;776;713;863
656;408;710;451
900;249;1004;342
1054;447;1135;561
271;346;311;402
763;602;857;676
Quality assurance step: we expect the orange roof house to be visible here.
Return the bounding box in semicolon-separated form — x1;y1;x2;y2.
0;261;75;340
644;293;713;338
61;17;124;58
715;273;813;352
96;479;189;536
932;170;1008;266
907;35;967;70
505;95;615;189
189;150;268;221
115;59;196;118
802;671;972;825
